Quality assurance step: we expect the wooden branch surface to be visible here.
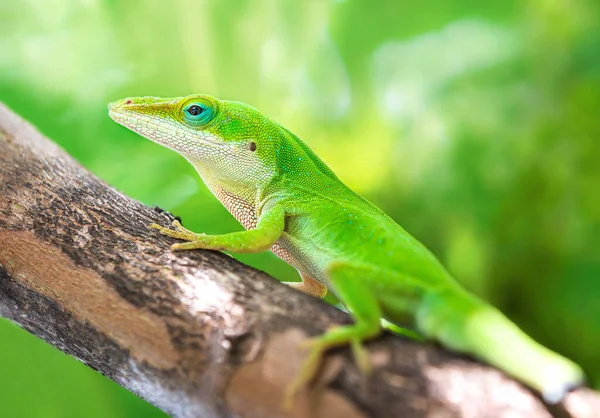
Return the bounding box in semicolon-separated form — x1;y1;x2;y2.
0;102;598;418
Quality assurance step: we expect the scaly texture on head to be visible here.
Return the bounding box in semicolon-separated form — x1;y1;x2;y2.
108;94;339;199
109;95;270;187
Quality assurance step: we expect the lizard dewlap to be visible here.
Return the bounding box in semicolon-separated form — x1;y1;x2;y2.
109;94;584;405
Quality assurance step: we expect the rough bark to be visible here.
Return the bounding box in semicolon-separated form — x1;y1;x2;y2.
0;102;597;418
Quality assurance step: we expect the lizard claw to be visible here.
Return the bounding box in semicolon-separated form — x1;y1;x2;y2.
171;242;189;251
351;339;372;376
171;219;185;230
283;343;324;411
150;221;205;243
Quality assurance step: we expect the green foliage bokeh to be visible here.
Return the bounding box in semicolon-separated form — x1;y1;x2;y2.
0;1;599;416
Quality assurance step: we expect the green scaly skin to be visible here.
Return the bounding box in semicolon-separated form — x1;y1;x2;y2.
108;94;584;406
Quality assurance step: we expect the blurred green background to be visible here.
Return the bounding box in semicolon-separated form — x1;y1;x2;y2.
1;0;599;416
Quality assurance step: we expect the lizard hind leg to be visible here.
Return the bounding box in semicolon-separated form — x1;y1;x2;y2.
284;273;328;299
283;262;382;409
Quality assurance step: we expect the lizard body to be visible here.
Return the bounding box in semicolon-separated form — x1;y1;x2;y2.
108;94;583;405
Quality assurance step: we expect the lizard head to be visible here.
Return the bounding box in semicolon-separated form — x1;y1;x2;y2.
108;94;283;187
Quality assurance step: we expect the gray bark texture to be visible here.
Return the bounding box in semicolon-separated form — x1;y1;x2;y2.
0;102;598;418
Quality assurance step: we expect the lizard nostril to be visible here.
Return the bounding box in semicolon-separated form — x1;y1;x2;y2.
125;99;132;104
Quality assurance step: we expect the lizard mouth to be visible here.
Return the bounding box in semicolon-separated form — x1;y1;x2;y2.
108;105;226;152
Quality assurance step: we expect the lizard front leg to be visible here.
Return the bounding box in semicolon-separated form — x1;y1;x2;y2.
151;205;285;254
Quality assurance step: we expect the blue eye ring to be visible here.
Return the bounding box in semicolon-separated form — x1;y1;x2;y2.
183;102;215;126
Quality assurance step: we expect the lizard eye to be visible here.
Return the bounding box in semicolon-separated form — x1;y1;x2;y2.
187;105;203;116
183;102;215;126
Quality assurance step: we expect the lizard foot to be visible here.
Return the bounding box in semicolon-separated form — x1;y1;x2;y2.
149;220;204;242
283;326;374;410
283;338;326;411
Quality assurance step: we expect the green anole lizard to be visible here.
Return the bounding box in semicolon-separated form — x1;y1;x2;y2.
108;94;583;406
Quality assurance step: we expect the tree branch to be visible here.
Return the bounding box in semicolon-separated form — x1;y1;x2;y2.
0;102;597;418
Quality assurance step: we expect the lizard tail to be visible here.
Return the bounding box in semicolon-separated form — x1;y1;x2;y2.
416;284;584;403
